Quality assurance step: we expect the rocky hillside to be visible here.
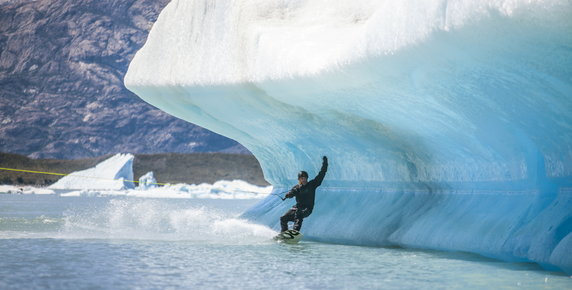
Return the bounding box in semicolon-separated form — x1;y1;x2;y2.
0;0;248;159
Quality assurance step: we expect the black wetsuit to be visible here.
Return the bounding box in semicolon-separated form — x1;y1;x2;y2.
280;158;328;232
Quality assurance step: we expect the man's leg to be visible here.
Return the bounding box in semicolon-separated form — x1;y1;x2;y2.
293;208;312;231
280;207;297;232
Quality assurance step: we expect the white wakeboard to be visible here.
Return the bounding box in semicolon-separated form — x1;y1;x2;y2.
273;230;303;244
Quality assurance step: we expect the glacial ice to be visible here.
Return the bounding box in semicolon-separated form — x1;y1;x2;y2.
49;153;135;190
137;171;158;190
124;0;572;273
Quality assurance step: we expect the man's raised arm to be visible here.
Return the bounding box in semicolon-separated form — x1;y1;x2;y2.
312;156;328;186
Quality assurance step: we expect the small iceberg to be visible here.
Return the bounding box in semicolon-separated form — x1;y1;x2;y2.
49;153;135;190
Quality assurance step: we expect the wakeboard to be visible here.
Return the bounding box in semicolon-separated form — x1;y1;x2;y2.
273;230;303;244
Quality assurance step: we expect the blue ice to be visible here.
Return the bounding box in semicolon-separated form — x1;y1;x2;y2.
125;0;572;274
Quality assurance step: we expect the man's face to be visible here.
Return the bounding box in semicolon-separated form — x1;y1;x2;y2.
298;176;308;185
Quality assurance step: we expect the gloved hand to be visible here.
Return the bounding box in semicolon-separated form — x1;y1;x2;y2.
285;192;294;199
323;156;328;164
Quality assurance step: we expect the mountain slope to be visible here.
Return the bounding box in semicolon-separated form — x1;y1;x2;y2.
0;0;248;159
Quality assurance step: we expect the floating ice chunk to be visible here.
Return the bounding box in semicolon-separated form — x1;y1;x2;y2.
49;153;135;190
137;171;157;190
0;185;55;195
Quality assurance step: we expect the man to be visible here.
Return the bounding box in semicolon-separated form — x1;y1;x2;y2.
280;156;328;232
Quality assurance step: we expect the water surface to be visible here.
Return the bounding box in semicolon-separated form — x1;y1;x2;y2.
0;195;569;289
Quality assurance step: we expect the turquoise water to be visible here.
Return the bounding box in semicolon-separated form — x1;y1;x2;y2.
0;195;570;289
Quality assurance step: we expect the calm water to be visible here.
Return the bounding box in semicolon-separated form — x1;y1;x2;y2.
0;195;570;289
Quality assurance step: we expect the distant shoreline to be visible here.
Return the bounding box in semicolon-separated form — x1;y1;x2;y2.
0;152;269;186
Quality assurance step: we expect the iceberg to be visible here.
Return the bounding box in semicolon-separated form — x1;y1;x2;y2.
49;153;135;190
137;171;158;190
124;0;572;273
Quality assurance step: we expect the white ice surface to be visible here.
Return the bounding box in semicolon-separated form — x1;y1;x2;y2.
49;154;135;190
